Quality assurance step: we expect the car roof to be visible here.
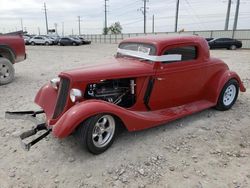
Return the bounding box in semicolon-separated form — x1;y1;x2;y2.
120;35;208;55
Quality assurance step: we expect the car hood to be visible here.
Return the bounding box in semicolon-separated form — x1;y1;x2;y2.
60;57;155;82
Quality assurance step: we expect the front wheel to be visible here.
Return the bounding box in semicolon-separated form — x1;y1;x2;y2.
75;114;117;154
216;79;239;111
0;57;15;85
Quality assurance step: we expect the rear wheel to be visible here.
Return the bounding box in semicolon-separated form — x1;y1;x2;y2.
45;42;49;46
216;79;239;111
229;45;237;50
72;42;76;46
31;41;35;46
0;57;15;85
75;114;117;154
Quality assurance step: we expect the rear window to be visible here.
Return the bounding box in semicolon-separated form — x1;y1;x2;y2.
119;42;156;55
163;46;197;62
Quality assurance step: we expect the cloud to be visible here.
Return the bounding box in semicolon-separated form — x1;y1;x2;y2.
0;0;249;35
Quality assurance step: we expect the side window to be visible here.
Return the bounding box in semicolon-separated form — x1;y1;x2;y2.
163;46;197;63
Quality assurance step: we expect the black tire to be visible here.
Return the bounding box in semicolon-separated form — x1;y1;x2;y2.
229;45;237;50
215;79;239;111
72;42;76;46
75;114;117;154
0;57;15;85
31;41;35;46
45;42;49;46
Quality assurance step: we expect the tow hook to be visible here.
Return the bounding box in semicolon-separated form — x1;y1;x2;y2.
5;110;51;151
19;123;51;151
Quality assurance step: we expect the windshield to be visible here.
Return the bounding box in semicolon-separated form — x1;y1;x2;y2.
117;42;157;61
119;42;156;55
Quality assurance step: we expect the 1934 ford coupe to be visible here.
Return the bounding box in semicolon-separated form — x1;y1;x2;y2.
6;36;246;154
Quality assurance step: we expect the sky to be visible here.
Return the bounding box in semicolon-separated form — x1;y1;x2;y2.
0;0;249;35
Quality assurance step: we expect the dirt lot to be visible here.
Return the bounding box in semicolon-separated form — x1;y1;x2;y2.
0;44;250;188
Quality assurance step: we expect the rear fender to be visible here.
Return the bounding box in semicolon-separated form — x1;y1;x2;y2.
207;70;246;103
52;100;159;138
0;45;16;63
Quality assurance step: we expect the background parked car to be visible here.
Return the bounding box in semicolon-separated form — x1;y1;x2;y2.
79;37;91;45
50;36;60;45
205;37;214;42
58;37;81;46
0;35;26;85
29;36;53;46
208;38;242;50
22;35;30;45
71;37;83;44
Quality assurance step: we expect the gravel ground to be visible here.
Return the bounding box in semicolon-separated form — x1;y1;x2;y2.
0;44;250;188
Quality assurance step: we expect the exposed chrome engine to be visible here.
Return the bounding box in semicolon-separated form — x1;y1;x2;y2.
85;78;136;107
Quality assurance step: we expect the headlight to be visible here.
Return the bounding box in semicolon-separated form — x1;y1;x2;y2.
50;77;60;89
70;89;82;102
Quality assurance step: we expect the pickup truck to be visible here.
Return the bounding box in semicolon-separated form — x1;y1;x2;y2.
6;35;246;154
0;35;26;85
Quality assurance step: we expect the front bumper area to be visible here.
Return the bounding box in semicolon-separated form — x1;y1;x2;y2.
5;110;51;151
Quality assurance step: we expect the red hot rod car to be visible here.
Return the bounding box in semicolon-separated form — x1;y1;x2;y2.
6;36;246;154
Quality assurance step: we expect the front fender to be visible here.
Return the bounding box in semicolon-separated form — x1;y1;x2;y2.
52;100;165;138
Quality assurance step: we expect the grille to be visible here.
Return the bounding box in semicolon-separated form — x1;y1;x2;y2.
52;77;70;119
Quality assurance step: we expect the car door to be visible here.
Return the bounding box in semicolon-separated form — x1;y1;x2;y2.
36;37;43;44
214;38;228;48
149;44;207;110
33;37;39;44
64;38;70;45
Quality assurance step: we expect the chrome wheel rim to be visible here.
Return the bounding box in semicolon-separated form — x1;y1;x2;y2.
223;84;236;106
0;62;10;81
92;115;115;148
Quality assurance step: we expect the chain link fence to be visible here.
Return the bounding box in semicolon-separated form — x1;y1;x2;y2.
84;29;250;48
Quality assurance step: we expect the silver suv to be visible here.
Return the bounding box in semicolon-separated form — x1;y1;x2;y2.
29;36;53;45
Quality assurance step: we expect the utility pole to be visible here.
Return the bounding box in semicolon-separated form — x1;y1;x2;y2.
43;2;49;34
78;16;81;35
54;23;58;34
62;22;64;36
233;0;240;31
104;0;108;35
224;0;231;30
138;0;149;33
152;14;155;33
38;27;40;35
143;0;147;33
175;0;180;32
20;18;23;31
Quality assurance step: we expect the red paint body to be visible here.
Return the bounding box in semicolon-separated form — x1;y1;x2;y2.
0;35;26;63
34;36;246;138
